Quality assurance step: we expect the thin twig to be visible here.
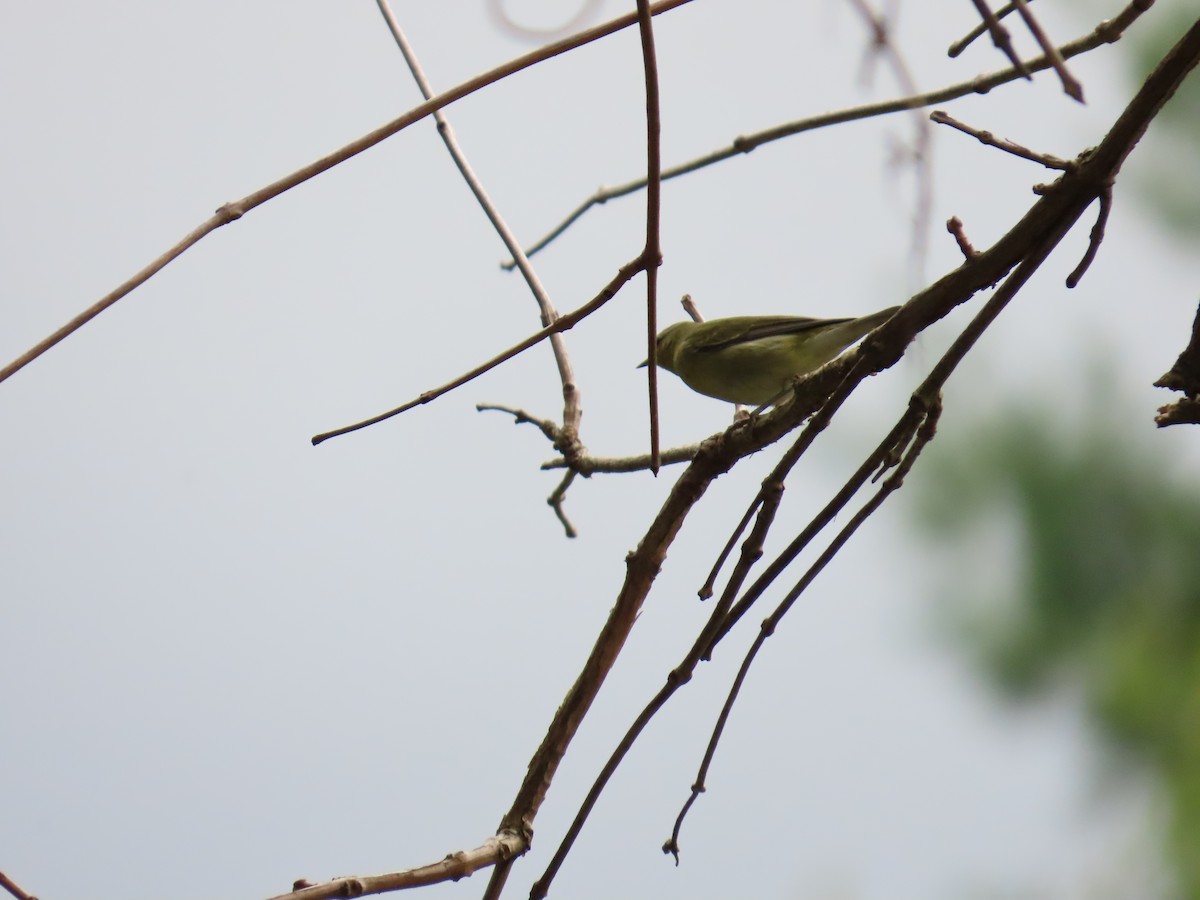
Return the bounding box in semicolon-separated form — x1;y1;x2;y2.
505;0;1153;265
968;0;1033;78
310;257;643;444
1155;398;1200;426
476;403;562;444
698;492;766;601
1011;0;1085;101
948;0;1028;57
0;0;694;387
931;109;1074;168
1065;184;1113;287
635;0;665;475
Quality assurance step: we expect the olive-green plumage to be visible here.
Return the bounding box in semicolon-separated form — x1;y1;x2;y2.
649;306;899;405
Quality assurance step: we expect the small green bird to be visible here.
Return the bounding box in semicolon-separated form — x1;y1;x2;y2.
645;306;900;406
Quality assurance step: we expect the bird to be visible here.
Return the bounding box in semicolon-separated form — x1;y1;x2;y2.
644;306;899;406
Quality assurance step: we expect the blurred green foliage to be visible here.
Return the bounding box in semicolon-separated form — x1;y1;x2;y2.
914;402;1200;893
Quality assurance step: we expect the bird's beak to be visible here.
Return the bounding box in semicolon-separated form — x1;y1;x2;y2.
637;359;648;369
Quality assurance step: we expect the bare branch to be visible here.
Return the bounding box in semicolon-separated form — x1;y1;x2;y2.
967;0;1033;78
261;833;527;900
1065;184;1114;287
0;872;38;900
948;0;1029;57
931;109;1075;168
1011;0;1086;101
310;257;644;445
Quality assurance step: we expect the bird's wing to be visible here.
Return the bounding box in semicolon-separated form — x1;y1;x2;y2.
698;316;852;353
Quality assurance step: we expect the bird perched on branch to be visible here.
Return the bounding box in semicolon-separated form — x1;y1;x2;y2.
643;306;900;406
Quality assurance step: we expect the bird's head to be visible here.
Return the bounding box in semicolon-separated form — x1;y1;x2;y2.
638;320;695;374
